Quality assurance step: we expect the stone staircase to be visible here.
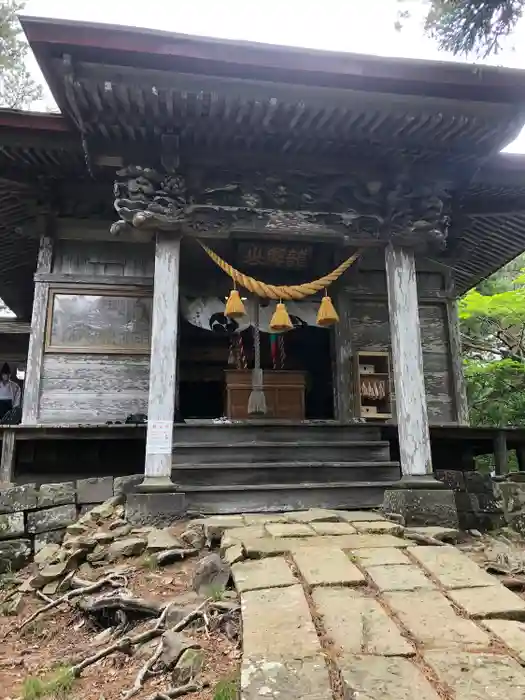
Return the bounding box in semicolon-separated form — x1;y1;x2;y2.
171;422;401;514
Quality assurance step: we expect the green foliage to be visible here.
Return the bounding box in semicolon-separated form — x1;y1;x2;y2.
213;677;239;700
0;0;42;108
397;0;525;57
465;358;525;426
21;666;75;700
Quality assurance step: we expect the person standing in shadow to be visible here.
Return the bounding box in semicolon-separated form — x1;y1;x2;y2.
0;363;21;420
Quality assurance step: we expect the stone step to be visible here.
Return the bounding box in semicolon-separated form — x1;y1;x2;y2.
172;440;391;464
172;423;381;444
183;480;399;514
174;460;400;486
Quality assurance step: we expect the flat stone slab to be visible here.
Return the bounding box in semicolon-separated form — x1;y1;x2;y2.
313;587;414;656
337;510;387;522
447;584;525;620
482;620;525;662
232;557;296;592
242;513;287;525
405;526;459;543
365;564;436;592
309;522;356;536
339;655;440;700
384;589;491;648
283;509;340;523
265;523;315;538
242;585;320;659
292;547;366;587
424;651;525;700
242;533;409;558
353;521;404;535
241;657;332;700
352;547;410;566
222;526;266;548
408;545;499;589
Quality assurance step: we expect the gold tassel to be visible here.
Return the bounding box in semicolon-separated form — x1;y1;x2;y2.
269;302;293;332
225;288;246;319
317;293;339;327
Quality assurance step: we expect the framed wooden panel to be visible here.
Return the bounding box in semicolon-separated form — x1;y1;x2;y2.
45;286;152;354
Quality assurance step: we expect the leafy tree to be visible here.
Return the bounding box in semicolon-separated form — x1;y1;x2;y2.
398;0;525;57
0;0;42;109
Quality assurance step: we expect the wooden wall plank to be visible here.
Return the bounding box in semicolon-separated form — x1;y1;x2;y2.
53;240;155;277
447;299;469;425
23;235;53;425
333;288;353;422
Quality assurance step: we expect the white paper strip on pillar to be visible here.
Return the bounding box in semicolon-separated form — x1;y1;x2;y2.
143;233;180;487
385;244;432;477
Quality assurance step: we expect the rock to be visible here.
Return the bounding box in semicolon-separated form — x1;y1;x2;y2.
113;474;143;497
66;522;89;536
241;657;332;700
37;482;76;508
110;524;133;539
146;529;184;553
108;537;146;560
0;539;32;573
86;545;108;563
34;529;66;552
232;557;296;592
224;544;244;566
108;519;128;531
160;631;198;669
42;580;60;596
0;484;37;514
2;592;23;616
83;497;122;522
405;526;460;543
92;532;115;545
0;512;25;539
33;561;69;587
27;505;77;534
192;553;231;596
76;477;114;505
468;529;483;538
165;604;202;629
180;524;206;550
339;656;441;700
34;544;61;566
384;512;406;526
171;648;205;684
77;563;99;580
155;548;198;566
62;536;97;552
265;523;315;538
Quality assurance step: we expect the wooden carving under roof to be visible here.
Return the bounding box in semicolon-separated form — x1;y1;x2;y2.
112;165;451;250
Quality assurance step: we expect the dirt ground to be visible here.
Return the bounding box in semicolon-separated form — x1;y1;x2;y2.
0;546;240;700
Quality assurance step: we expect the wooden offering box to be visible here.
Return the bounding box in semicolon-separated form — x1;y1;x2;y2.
225;370;306;420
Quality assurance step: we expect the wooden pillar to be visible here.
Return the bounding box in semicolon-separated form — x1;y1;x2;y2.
0;429;16;483
22;235;53;425
517;445;525;472
142;233;181;488
385;244;432;477
493;430;508;476
333;288;354;422
446;299;469;425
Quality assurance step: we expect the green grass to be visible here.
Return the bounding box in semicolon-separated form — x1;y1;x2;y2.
21;666;75;700
139;555;159;571
213;677;238;700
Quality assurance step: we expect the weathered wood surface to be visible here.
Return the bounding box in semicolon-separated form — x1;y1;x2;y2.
52;240;155;277
144;233;181;482
23;235;53;425
0;429;15;482
333;288;353;422
34;273;153;288
446;299;469;425
385;244;432;476
38;355;149;423
494;430;508;476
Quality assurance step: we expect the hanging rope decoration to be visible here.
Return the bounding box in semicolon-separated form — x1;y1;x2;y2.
199;242;361;330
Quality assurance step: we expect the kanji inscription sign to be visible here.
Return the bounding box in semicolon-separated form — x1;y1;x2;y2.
238;243;312;270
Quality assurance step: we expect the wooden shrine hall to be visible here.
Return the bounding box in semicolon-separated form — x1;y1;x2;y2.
2;14;525;512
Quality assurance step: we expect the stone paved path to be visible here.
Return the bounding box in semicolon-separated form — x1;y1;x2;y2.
203;509;525;699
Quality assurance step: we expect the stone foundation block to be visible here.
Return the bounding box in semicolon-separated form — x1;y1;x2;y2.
0;538;32;573
454;492;479;512
37;482;76;508
27;504;77;534
464;471;494;495
382;488;458;528
34;529;66;552
0;511;25;539
76;477;114;505
0;483;37;514
494;481;525;535
113;474;143;497
125;491;186;526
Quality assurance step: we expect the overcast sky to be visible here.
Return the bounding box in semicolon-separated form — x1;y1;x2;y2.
23;0;525;152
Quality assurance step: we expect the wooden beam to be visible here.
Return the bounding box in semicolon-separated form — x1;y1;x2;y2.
332;288;354;422
34;273;153;287
494;430;508;475
22;234;53;425
143;233;181;487
385;244;432;477
54;218;154;243
446;299;469;425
